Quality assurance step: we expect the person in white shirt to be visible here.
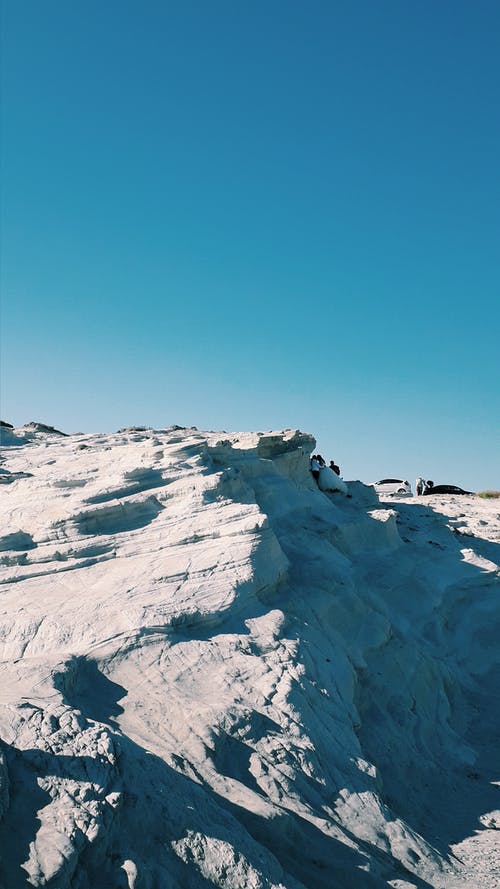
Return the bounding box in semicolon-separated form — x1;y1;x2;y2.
310;456;321;482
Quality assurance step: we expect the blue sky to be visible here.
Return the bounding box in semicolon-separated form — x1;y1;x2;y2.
1;1;499;490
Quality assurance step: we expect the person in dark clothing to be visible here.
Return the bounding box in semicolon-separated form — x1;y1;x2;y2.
329;460;340;476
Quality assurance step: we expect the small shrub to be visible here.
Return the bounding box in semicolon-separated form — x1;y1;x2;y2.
478;490;500;499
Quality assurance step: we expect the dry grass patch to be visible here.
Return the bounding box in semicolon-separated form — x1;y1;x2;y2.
478;490;500;499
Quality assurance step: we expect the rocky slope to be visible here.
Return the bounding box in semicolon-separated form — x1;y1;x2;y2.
0;425;498;888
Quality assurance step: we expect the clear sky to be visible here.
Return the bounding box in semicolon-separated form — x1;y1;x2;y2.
1;1;499;491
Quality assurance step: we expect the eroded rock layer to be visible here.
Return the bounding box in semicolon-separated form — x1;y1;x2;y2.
0;426;498;888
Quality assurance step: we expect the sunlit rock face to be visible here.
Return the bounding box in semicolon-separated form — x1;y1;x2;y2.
0;425;498;888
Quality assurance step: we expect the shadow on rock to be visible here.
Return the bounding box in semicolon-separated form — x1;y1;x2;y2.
353;499;500;857
53;657;127;729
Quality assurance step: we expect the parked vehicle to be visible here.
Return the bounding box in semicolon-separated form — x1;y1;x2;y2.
372;478;412;495
423;484;474;496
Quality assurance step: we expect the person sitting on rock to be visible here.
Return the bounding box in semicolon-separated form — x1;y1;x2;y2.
329;460;341;476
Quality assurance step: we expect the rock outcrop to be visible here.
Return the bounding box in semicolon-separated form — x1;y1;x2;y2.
0;427;498;888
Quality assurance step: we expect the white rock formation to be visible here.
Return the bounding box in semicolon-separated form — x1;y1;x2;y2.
0;425;498;888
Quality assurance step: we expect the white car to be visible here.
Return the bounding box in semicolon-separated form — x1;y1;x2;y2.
372;478;412;495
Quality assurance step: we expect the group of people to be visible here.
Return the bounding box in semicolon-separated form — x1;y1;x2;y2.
310;454;350;496
416;477;434;496
310;454;341;481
